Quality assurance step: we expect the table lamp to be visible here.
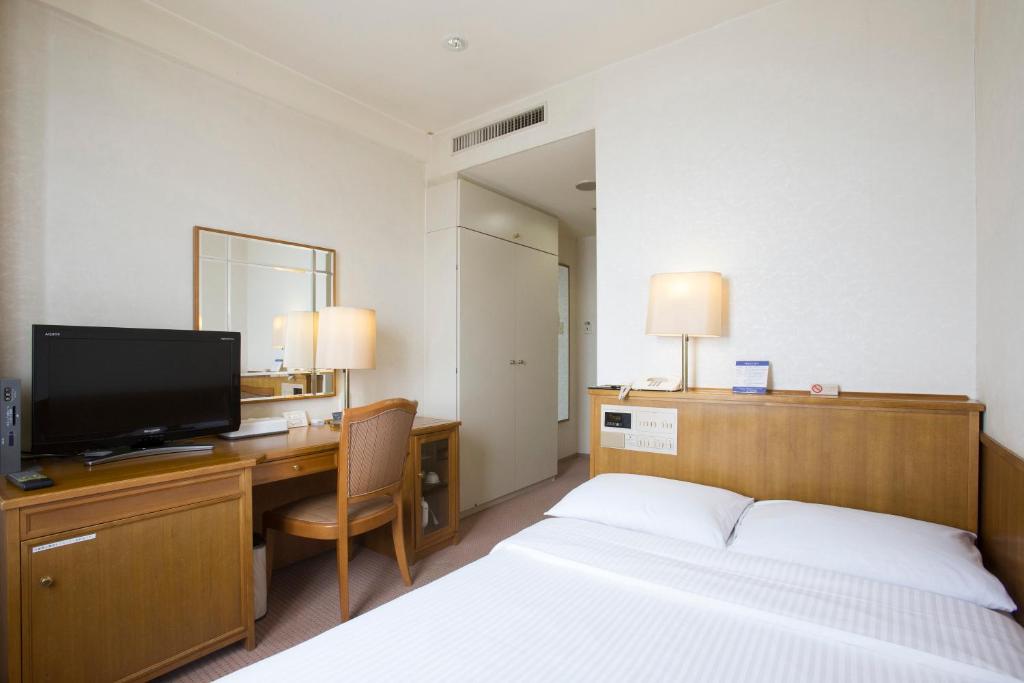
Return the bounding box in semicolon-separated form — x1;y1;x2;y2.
316;306;376;410
271;314;287;371
645;272;722;391
283;310;317;371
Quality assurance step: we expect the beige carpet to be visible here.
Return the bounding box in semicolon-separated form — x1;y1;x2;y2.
162;455;588;682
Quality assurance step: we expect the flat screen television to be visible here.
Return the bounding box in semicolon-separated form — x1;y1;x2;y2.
32;325;240;459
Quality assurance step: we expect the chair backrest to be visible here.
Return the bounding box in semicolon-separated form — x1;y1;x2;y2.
340;398;418;498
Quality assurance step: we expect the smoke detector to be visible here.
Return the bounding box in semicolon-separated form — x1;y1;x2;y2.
444;34;468;52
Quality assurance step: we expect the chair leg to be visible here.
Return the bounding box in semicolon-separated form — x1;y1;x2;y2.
337;535;350;622
392;495;413;586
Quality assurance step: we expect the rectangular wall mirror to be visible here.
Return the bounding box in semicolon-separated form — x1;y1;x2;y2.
194;226;336;403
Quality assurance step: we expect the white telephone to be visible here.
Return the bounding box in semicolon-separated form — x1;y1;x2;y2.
631;376;683;392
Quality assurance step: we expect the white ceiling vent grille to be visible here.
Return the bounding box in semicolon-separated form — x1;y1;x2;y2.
451;105;545;154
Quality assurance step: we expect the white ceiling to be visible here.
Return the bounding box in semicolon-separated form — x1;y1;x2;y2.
462;130;596;238
147;0;778;132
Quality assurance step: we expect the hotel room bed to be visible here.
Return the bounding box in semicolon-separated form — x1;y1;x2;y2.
221;392;1024;682
221;516;1024;682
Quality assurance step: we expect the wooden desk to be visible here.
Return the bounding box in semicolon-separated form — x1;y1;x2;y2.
246;419;461;566
0;417;458;682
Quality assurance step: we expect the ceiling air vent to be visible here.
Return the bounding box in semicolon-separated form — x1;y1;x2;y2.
451;105;546;154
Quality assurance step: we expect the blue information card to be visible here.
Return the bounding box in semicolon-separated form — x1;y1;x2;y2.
733;360;769;394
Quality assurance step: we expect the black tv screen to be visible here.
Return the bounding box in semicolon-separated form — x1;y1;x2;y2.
32;325;240;454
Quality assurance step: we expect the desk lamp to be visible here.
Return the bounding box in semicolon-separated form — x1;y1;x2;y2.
316;306;376;410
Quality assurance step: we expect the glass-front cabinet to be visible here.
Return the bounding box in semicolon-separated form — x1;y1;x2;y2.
362;419;460;562
412;423;460;558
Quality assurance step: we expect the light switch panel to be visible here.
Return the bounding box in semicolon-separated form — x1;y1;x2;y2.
600;404;677;455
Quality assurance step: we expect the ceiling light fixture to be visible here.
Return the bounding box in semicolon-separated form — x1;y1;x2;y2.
444;34;468;52
575;180;596;192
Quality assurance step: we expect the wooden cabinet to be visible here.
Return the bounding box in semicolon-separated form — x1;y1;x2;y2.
23;498;245;682
364;419;460;563
1;464;254;682
412;425;459;557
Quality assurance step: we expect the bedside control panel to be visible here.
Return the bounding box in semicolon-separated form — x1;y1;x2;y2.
600;404;677;455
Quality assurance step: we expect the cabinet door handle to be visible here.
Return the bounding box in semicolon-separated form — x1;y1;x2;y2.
39;576;54;588
292;464;301;471
518;360;526;365
509;359;516;365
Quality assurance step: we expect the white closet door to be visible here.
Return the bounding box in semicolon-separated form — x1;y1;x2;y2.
458;229;517;510
513;244;558;490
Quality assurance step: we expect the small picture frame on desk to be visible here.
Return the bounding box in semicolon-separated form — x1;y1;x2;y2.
282;410;309;429
733;360;770;394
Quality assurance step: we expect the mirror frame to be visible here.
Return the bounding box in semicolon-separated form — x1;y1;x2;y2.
557;262;570;423
192;225;338;404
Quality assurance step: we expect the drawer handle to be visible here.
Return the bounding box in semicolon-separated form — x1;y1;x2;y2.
39;576;54;588
292;464;302;471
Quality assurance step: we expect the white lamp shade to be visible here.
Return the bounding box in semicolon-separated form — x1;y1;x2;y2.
645;272;723;337
271;314;287;349
283;310;317;370
316;306;376;370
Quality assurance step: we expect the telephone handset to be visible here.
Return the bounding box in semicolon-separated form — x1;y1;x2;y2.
631;376;683;392
617;376;684;400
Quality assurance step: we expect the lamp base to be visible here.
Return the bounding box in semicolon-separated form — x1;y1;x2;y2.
680;334;690;391
342;369;351;410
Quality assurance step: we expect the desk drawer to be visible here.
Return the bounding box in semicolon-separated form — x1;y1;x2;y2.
254;451;335;486
20;472;244;539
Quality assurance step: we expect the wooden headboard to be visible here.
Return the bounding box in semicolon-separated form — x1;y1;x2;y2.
589;388;982;532
979;433;1024;624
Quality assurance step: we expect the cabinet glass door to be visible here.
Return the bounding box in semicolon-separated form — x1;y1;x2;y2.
417;434;451;544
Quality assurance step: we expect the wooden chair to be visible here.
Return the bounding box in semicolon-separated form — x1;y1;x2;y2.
263;398;418;621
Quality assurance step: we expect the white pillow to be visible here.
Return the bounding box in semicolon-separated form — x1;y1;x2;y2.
729;500;1016;611
545;473;753;548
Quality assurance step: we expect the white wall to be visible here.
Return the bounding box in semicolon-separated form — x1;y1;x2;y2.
0;0;426;429
33;0;427;160
428;0;978;396
595;0;977;393
576;235;597;454
976;0;1024;455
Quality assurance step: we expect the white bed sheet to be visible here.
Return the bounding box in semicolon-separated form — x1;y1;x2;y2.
220;518;1024;682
